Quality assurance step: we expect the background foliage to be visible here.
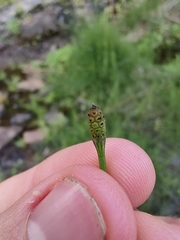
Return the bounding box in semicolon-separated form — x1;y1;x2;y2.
44;14;180;215
1;0;180;216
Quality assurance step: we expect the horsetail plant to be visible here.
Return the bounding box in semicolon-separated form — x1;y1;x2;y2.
88;104;107;172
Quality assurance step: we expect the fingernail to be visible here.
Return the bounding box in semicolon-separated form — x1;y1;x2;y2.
26;178;106;240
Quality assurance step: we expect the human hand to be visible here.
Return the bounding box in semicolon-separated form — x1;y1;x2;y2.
0;138;179;240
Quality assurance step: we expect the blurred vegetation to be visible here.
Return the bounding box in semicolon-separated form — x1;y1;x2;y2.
121;0;163;29
0;0;17;8
44;16;180;215
1;0;180;216
7;18;21;35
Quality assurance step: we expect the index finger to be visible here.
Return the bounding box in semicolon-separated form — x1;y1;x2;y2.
0;138;155;212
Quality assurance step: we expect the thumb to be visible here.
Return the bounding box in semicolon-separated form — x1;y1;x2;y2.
0;165;136;240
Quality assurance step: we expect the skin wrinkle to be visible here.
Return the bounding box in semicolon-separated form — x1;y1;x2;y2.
135;211;180;240
100;140;143;207
106;139;155;207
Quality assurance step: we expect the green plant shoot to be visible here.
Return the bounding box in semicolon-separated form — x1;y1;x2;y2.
88;104;107;172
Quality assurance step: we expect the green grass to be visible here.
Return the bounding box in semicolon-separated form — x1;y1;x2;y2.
46;18;138;105
121;0;164;29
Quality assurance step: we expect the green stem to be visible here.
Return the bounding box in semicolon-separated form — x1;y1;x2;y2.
93;139;107;171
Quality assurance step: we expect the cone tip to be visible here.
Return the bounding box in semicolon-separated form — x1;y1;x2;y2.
92;103;97;109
